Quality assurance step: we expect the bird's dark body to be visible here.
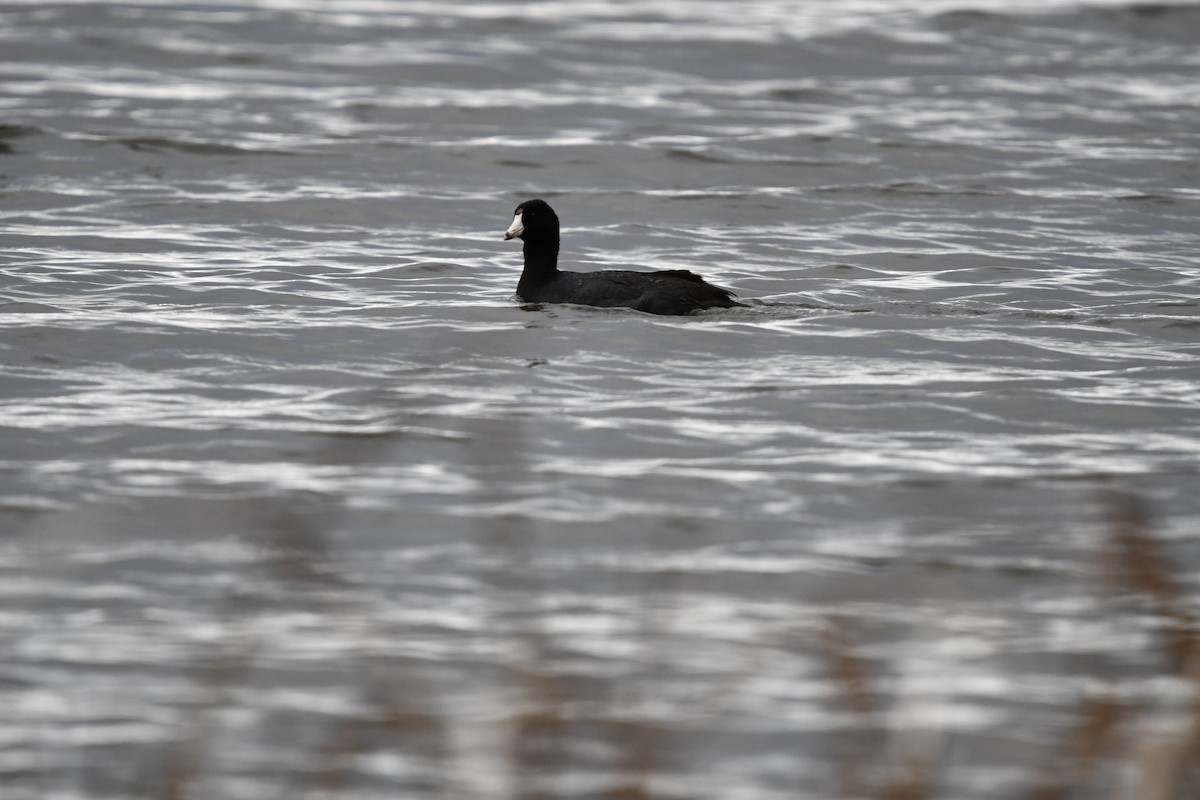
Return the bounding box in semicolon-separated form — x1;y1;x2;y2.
518;268;740;316
505;199;743;316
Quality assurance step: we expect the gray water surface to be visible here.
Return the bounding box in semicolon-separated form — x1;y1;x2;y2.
2;1;1200;797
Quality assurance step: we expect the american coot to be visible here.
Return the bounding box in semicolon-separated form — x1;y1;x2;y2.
503;199;744;316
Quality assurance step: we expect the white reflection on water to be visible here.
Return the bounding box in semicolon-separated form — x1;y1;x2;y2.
2;0;1200;797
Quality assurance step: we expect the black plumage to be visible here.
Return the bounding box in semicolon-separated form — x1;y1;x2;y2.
504;199;743;316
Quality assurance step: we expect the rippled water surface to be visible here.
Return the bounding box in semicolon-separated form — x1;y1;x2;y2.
3;0;1200;797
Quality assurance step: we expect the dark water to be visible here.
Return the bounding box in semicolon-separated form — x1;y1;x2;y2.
2;1;1199;797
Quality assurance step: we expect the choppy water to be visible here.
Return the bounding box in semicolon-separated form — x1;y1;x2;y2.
2;1;1200;797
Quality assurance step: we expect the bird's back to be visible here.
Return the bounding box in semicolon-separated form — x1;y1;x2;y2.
520;269;742;315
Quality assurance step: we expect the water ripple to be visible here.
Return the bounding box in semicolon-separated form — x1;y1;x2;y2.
3;1;1200;797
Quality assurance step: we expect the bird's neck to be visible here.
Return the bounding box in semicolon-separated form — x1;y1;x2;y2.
518;238;559;287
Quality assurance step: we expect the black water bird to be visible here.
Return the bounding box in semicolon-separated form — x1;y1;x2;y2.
503;199;743;315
